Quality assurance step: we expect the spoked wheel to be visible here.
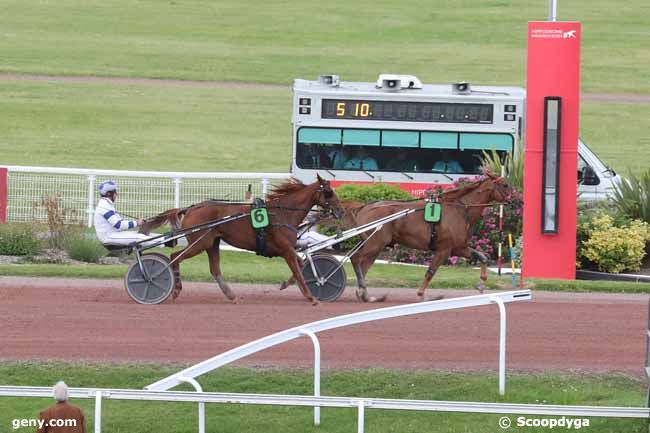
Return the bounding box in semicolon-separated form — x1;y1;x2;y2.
124;253;175;304
301;254;346;302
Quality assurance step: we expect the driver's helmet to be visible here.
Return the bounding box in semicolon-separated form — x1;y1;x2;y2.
98;180;118;196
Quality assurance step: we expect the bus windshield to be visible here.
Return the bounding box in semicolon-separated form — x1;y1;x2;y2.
296;127;513;175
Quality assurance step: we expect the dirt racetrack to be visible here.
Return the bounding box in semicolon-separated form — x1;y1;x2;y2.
0;276;647;376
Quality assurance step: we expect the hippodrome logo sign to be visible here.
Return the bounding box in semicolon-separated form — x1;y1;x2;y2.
530;28;578;39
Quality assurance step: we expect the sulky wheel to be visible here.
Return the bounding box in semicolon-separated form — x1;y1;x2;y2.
124;253;175;305
301;254;346;302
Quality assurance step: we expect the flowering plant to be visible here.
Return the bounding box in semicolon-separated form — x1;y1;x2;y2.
469;189;523;261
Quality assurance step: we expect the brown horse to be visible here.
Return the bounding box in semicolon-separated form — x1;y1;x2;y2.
280;174;513;302
147;175;343;304
351;174;512;302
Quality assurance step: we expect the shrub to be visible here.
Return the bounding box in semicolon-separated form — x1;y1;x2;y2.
334;183;413;203
610;168;650;225
469;190;523;261
65;236;106;263
577;212;650;273
0;224;41;256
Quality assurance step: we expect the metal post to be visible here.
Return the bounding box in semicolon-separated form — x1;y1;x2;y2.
87;175;96;228
548;0;557;21
261;178;270;198
300;329;321;426
179;377;205;433
94;391;102;433
173;178;182;208
357;400;365;433
491;297;507;396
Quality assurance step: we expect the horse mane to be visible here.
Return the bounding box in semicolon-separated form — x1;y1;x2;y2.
266;178;309;202
438;177;487;201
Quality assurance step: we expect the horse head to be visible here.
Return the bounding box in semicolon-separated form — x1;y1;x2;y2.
314;174;345;219
482;170;514;203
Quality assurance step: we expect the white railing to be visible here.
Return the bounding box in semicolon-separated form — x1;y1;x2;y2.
1;386;648;433
1;165;289;227
147;290;532;430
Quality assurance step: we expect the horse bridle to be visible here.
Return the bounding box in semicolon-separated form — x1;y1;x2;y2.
453;179;511;210
317;184;338;217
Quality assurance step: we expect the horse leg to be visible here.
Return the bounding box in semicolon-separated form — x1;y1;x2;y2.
281;251;318;305
461;247;489;293
352;249;387;303
452;247;489;293
416;247;452;301
278;255;303;290
207;239;239;303
279;275;296;290
169;238;210;300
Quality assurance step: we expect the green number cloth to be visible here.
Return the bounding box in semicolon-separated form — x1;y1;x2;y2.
251;208;269;229
424;202;441;223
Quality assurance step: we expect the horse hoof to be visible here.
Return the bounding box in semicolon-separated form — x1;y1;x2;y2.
279;281;288;291
231;297;241;304
475;283;486;294
355;289;368;302
311;298;320;306
172;287;182;300
369;295;388;303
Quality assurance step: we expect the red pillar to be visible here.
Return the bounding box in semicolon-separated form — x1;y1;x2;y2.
522;21;581;280
0;167;7;223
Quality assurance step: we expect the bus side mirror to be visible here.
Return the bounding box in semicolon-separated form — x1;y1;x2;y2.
580;166;600;186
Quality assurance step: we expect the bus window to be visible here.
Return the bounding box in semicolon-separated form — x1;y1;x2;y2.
296;127;513;174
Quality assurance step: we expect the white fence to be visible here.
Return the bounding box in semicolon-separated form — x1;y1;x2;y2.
1;385;648;433
0;165;289;227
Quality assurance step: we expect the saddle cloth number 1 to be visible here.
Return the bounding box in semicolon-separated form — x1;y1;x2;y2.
424;202;441;223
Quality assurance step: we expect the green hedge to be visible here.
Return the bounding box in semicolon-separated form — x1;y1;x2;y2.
334;183;413;203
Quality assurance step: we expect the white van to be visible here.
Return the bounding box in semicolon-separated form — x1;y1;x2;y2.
577;138;622;201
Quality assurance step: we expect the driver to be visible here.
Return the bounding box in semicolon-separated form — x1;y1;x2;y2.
94;180;153;247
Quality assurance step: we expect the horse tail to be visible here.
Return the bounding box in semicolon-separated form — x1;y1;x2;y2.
139;208;186;234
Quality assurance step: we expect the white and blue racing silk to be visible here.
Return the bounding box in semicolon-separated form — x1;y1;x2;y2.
94;197;139;243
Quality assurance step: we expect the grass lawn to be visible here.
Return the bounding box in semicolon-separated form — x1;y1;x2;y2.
1;249;649;294
0;1;649;94
0;362;646;433
0;79;647;175
0;80;290;172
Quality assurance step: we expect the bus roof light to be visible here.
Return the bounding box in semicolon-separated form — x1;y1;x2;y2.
376;74;422;90
318;75;340;87
452;82;472;95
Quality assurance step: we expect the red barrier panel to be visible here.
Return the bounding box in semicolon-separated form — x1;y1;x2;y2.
522;21;581;280
0;167;7;223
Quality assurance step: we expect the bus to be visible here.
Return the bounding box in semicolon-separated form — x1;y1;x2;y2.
291;74;620;200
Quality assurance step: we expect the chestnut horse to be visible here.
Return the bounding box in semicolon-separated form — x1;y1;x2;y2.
146;176;343;304
280;174;513;302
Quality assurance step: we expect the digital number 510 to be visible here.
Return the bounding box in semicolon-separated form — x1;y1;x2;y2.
336;102;371;117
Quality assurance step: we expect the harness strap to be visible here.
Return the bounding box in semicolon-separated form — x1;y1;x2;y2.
429;222;438;252
251;198;270;257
